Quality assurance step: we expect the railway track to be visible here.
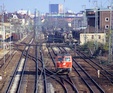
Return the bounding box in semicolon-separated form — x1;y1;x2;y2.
54;45;106;92
74;49;113;92
48;44;79;92
37;45;61;93
5;38;34;93
0;50;16;71
63;44;113;93
35;43;77;93
39;44;47;93
0;32;112;93
72;58;105;93
0;33;34;92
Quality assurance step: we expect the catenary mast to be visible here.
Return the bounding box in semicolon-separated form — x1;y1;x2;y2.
108;0;113;63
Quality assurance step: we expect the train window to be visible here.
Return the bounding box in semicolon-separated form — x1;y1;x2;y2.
58;58;63;61
65;57;70;61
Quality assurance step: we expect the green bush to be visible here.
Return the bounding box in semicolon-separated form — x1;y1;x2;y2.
81;41;108;54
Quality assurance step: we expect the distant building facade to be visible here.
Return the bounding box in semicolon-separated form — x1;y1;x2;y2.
49;4;63;13
80;33;106;45
86;8;113;31
100;10;111;30
17;9;28;15
86;9;100;28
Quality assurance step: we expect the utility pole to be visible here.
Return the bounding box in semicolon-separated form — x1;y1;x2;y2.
112;0;113;63
34;9;42;42
94;0;98;50
108;0;113;63
34;9;38;42
38;11;41;32
74;14;75;30
55;14;57;30
1;4;5;76
9;20;12;55
82;5;87;44
63;0;65;31
1;4;5;42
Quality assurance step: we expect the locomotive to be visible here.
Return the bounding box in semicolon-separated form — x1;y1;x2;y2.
46;29;78;44
55;53;72;73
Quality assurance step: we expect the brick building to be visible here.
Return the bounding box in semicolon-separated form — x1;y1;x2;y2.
86;8;112;32
100;10;111;30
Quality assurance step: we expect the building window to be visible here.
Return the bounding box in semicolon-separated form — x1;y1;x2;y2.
98;35;101;39
105;25;109;29
105;17;109;22
92;35;94;39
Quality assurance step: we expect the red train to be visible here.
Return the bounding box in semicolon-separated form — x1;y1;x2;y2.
55;53;72;73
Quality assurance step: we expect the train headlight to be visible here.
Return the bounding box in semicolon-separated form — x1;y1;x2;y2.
63;63;66;65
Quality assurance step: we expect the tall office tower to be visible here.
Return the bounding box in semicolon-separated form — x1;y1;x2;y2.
49;4;63;13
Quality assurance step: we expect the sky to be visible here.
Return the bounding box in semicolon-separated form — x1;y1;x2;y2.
0;0;111;13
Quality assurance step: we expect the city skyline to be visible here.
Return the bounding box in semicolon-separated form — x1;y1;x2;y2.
0;0;111;13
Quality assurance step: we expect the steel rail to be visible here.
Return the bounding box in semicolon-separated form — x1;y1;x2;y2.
62;46;105;93
39;44;47;93
17;45;30;93
5;44;27;93
49;45;79;93
76;50;113;85
34;43;39;93
73;58;105;93
5;37;34;93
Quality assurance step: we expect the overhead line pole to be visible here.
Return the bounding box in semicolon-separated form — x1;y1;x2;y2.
34;9;38;42
94;0;98;50
82;5;87;44
63;0;65;31
1;4;5;76
108;0;113;63
112;0;113;63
